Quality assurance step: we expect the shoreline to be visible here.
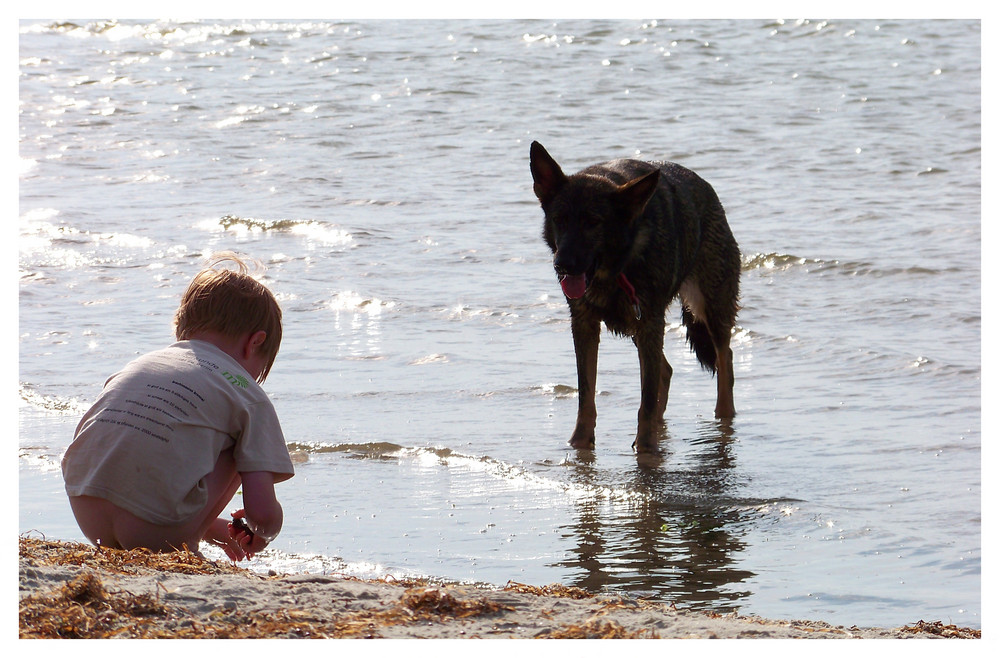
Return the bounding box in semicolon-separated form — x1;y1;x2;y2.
18;537;979;640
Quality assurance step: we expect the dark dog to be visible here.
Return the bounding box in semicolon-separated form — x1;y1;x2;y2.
529;141;740;452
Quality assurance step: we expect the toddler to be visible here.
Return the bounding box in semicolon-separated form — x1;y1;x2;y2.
62;252;294;560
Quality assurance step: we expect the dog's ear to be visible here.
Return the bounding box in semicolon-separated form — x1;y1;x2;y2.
616;170;660;219
530;141;567;205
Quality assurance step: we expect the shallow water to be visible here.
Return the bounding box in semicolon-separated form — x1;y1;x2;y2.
18;18;980;628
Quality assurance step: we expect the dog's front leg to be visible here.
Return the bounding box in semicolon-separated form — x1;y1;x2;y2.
569;312;600;449
657;353;672;418
633;324;666;453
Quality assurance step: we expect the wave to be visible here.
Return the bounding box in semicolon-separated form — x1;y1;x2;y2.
216;215;354;247
19;384;88;416
533;383;578;398
439;304;524;325
742;252;962;277
323;290;396;316
201;544;428;582
22;19;330;44
285;441;649;505
281;441;797;529
317;295;562;327
741;252;811;272
285;441;407;460
409;353;449;366
20;208;156;261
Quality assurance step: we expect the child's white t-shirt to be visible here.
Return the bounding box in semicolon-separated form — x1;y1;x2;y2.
62;340;295;525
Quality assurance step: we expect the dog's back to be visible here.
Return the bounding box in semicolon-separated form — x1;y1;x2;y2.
552;156;739;344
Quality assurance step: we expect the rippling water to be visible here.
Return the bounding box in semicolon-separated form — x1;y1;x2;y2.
18;18;981;628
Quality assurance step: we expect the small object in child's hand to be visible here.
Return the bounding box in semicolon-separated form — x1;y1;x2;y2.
232;516;253;537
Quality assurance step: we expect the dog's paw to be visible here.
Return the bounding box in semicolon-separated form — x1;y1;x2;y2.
568;433;596;450
632;433;663;454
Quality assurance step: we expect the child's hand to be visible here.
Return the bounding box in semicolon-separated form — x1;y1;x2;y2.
228;509;254;556
231;515;252;539
204;517;249;561
229;509;270;558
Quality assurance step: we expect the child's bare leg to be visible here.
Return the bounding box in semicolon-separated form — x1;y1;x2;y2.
69;449;241;554
189;447;242;544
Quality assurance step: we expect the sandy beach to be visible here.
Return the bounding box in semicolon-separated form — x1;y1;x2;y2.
17;536;979;640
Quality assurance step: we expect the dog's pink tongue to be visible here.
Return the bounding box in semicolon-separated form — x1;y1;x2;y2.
560;274;587;299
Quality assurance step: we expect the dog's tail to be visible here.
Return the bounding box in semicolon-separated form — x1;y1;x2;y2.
682;308;718;374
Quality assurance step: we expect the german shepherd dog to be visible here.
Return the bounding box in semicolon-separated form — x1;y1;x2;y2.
529;141;740;452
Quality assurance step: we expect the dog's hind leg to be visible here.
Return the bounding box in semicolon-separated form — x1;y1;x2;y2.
569;313;601;449
712;332;735;419
680;277;736;419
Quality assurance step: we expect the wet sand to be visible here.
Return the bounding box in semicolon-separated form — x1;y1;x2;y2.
17;537;979;640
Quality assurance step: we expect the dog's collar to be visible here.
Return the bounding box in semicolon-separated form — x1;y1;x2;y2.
616;273;641;320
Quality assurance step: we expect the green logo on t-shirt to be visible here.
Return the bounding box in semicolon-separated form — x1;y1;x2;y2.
222;371;249;389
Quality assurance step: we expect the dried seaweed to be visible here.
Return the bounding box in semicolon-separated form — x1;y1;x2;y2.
20;577;514;639
399;586;511;619
536;618;659;639
19;534;248;577
504;581;593;600
901;620;981;639
19;536;514;639
20;571;170;639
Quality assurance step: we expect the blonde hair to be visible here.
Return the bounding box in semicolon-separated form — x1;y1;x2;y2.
173;252;282;383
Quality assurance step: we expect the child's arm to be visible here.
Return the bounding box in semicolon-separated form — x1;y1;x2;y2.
230;471;284;556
